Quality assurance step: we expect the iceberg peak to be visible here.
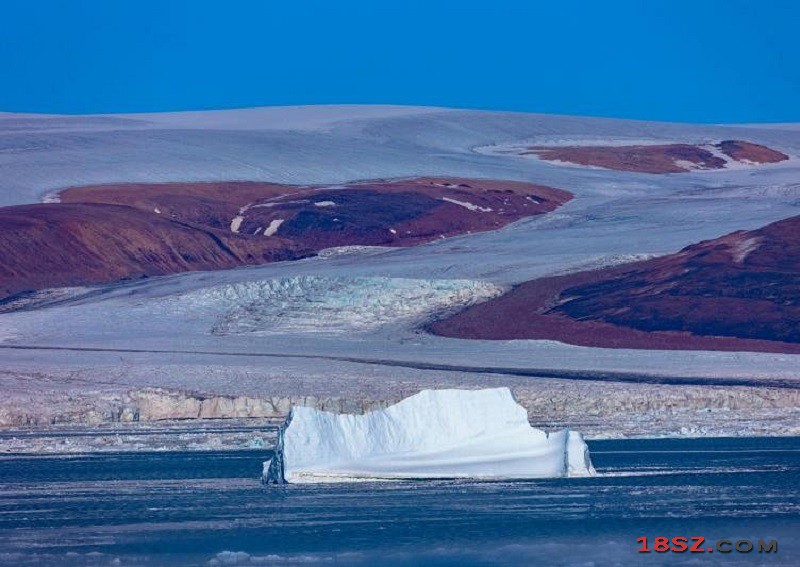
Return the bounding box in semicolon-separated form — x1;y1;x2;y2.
264;387;596;483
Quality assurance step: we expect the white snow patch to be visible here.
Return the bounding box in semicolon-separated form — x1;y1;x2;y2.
313;200;336;207
249;200;309;210
153;208;161;214
703;143;736;167
732;236;762;264
229;216;244;234
441;197;492;212
41;191;61;204
673;159;702;171
263;219;284;237
264;388;596;483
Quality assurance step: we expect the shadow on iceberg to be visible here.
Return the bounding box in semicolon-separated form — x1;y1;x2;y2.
263;388;595;484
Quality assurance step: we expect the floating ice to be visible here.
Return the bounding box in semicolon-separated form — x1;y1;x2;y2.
263;388;596;483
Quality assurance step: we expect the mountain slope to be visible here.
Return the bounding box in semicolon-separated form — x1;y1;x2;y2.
0;178;570;299
430;215;800;353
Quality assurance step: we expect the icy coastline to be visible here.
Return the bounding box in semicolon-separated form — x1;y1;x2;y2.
264;388;595;483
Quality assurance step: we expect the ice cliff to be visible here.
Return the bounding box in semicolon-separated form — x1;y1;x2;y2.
263;388;596;483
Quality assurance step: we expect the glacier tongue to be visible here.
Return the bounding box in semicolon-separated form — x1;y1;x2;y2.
157;276;503;336
264;388;596;483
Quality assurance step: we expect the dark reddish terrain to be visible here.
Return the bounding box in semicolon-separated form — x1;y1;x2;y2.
0;178;571;299
520;140;788;173
430;216;800;353
0;203;304;298
715;140;789;164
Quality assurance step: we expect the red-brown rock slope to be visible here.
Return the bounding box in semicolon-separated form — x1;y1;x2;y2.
519;140;788;173
430;216;800;353
0;178;571;299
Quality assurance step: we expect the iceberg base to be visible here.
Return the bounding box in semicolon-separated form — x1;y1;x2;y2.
263;388;596;484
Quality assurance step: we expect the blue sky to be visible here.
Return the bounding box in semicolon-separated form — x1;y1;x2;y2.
1;0;798;122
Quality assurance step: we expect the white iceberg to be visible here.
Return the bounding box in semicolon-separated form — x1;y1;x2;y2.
263;388;596;483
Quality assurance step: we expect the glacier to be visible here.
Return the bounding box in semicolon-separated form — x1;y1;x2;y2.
168;276;504;336
1;105;799;444
263;388;596;483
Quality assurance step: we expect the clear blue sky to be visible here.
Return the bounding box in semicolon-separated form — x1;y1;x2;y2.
1;0;798;122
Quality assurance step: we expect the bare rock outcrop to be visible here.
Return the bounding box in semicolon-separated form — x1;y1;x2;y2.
431;215;800;353
1;178;570;300
518;140;788;173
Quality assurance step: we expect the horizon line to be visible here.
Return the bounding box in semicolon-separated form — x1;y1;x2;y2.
1;102;799;127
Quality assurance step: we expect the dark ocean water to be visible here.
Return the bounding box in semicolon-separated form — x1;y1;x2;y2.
0;438;797;566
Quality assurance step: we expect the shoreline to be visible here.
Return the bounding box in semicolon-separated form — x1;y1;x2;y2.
2;382;797;454
3;421;798;455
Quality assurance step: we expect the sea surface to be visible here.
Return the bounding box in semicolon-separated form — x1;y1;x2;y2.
0;438;797;566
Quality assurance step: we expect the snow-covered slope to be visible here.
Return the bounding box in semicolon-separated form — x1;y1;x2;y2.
1;105;799;438
264;388;595;483
1;105;798;209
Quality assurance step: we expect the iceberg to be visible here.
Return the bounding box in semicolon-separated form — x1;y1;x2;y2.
263;388;596;483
